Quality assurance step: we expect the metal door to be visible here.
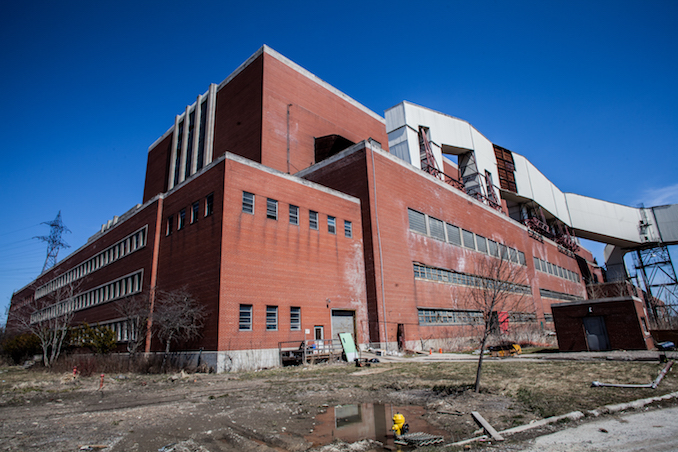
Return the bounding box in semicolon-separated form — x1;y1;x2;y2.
583;316;611;351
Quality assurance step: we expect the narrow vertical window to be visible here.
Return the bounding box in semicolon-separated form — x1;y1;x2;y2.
166;215;174;236
289;205;299;225
191;201;199;223
205;193;214;217
196;100;208;171
184;110;195;179
266;306;278;331
242;191;254;214
178;209;186;230
309;211;318;230
239;304;252;331
266;198;278;220
290;307;301;331
344;220;352;238
327;216;336;234
173;120;184;186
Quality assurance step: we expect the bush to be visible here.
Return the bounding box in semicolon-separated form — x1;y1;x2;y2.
2;333;41;365
70;323;117;354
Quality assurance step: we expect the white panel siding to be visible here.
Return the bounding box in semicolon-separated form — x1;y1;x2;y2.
566;193;645;245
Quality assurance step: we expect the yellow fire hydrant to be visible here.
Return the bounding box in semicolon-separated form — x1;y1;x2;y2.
391;413;406;436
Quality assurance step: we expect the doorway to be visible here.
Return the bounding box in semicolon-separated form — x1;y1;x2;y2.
331;310;356;341
583;316;611;351
397;324;405;351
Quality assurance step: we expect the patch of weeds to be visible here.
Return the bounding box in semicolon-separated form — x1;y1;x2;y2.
431;384;474;396
516;386;556;418
16;386;42;394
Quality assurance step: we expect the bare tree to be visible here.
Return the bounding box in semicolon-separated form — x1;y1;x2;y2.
465;254;529;393
152;288;206;366
15;282;79;367
114;292;150;356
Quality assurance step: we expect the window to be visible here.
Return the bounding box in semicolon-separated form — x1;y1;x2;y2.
462;229;475;249
239;304;252;331
344;220;352;238
266;306;278;331
242;191;254;214
266;198;278;220
428;216;445;241
205;193;214;217
446;223;461;246
518;251;526;266
309;210;318;230
488;240;499;257
191;201;199;223
408;208;427;234
166;215;174;236
533;256;541;271
178;209;186;230
328;216;336;234
476;235;488;254
290;307;301;330
289;205;299;225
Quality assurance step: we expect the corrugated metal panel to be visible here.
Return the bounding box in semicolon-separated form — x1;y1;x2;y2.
652;204;678;243
408;208;427;234
447;223;461;246
428;217;445;241
462;229;475;249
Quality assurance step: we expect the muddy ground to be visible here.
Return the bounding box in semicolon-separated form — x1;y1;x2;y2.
0;356;676;452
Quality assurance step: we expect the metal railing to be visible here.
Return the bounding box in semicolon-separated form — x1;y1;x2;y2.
278;338;343;366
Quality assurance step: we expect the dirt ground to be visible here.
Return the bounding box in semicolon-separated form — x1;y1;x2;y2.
0;355;676;452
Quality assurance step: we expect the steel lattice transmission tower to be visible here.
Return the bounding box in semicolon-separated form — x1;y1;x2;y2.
35;211;71;273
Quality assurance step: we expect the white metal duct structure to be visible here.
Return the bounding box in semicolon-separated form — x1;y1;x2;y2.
385;101;678;314
385;101;677;247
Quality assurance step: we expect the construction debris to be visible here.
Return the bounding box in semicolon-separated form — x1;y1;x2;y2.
471;411;504;441
393;432;444;447
591;360;673;389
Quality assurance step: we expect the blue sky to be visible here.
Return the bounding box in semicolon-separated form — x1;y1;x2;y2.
1;0;677;321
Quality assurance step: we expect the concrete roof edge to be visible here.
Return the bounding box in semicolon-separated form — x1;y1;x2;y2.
262;46;385;124
223;151;361;205
552;296;642;308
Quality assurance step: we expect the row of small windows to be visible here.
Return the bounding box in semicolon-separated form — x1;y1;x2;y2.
242;191;353;238
418;308;483;325
534;257;580;283
71;320;139;345
418;308;538;326
239;304;301;331
413;263;532;295
167;193;214;236
31;271;144;324
35;227;148;300
102;320;139;343
539;288;584;302
508;312;537;323
408;208;526;266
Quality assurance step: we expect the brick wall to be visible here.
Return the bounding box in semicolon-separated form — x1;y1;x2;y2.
302;142;588;347
552;298;653;351
260;52;388;174
218;155;368;351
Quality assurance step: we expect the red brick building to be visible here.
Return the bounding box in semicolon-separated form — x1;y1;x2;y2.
552;297;654;351
8;46;608;370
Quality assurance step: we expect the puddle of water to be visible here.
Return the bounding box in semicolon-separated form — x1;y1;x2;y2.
306;403;448;450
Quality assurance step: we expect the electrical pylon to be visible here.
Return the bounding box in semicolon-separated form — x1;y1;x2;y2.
35;211;71;273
